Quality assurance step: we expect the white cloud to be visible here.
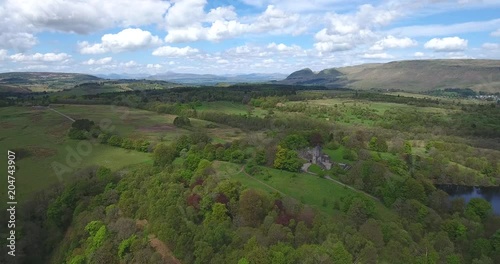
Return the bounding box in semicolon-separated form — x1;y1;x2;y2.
314;4;401;53
233;45;252;54
83;57;112;65
78;28;162;54
0;0;171;53
491;29;500;37
165;0;206;29
370;35;417;51
0;49;7;60
252;5;300;33
482;43;499;50
10;52;71;62
226;43;307;59
424;37;468;52
389;19;500;37
147;63;162;69
445;52;474;59
164;2;300;43
314;38;355;52
414;52;425;57
360;53;394;59
241;0;352;13
206;6;238;22
1;0;171;34
0;32;38;51
122;61;137;68
267;42;302;52
152;46;199;57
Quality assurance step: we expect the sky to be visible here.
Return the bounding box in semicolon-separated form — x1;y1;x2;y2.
0;0;499;75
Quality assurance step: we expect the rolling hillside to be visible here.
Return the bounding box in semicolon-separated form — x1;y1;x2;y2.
0;72;102;93
0;71;287;93
282;59;500;92
0;72;183;94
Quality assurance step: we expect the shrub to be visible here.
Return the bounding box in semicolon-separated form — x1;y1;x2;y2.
98;133;111;144
342;148;358;161
108;135;123;147
68;127;88;140
173;116;191;127
71;119;95;131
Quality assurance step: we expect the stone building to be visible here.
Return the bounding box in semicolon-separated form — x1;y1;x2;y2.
299;146;333;170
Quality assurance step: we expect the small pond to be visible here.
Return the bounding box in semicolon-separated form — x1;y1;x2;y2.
437;184;500;215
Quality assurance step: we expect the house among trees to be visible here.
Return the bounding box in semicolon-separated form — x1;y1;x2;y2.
299;146;333;170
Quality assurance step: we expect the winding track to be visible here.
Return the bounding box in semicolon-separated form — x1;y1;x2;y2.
48;106;75;122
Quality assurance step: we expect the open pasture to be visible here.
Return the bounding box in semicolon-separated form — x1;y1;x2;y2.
213;161;394;219
50;104;245;143
0;106;151;201
289;97;450;114
195;101;268;117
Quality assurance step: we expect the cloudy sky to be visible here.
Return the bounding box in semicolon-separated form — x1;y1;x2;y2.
0;0;499;75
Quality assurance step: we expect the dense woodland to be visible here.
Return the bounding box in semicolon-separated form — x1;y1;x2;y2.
1;84;500;264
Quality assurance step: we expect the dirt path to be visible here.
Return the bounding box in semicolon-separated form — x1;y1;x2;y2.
239;165;286;196
148;234;181;264
322;174;380;201
48;107;75;122
136;220;181;264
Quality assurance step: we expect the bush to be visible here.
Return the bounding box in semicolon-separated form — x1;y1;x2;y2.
134;139;150;152
118;235;137;260
71;119;95;131
108;135;123;147
342;148;358;161
98;133;111;144
326;141;340;150
230;150;245;164
68;127;88;140
173;116;191;127
121;139;134;150
153;143;177;167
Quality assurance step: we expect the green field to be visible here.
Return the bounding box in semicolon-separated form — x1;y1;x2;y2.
51;104;245;143
213;161;394;219
288;98;449;114
0;106;152;201
195;101;268;117
384;91;490;104
0;104;251;201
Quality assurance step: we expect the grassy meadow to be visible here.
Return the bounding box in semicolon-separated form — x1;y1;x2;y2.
0;106;153;201
51;104;245;143
0;104;253;201
195;101;268;117
213;161;395;220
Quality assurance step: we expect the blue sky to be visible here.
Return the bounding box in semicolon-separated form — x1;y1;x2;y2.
0;0;498;75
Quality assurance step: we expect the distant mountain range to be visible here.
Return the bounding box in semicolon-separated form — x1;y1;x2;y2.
280;59;500;93
1;60;499;93
97;72;288;84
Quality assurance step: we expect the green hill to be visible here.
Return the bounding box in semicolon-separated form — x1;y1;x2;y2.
0;72;102;93
282;59;500;92
0;72;183;94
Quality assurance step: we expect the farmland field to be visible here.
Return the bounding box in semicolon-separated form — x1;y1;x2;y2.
0;104;252;201
0;106;152;200
195;101;268;117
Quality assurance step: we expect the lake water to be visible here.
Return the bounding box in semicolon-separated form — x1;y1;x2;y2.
436;185;500;215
